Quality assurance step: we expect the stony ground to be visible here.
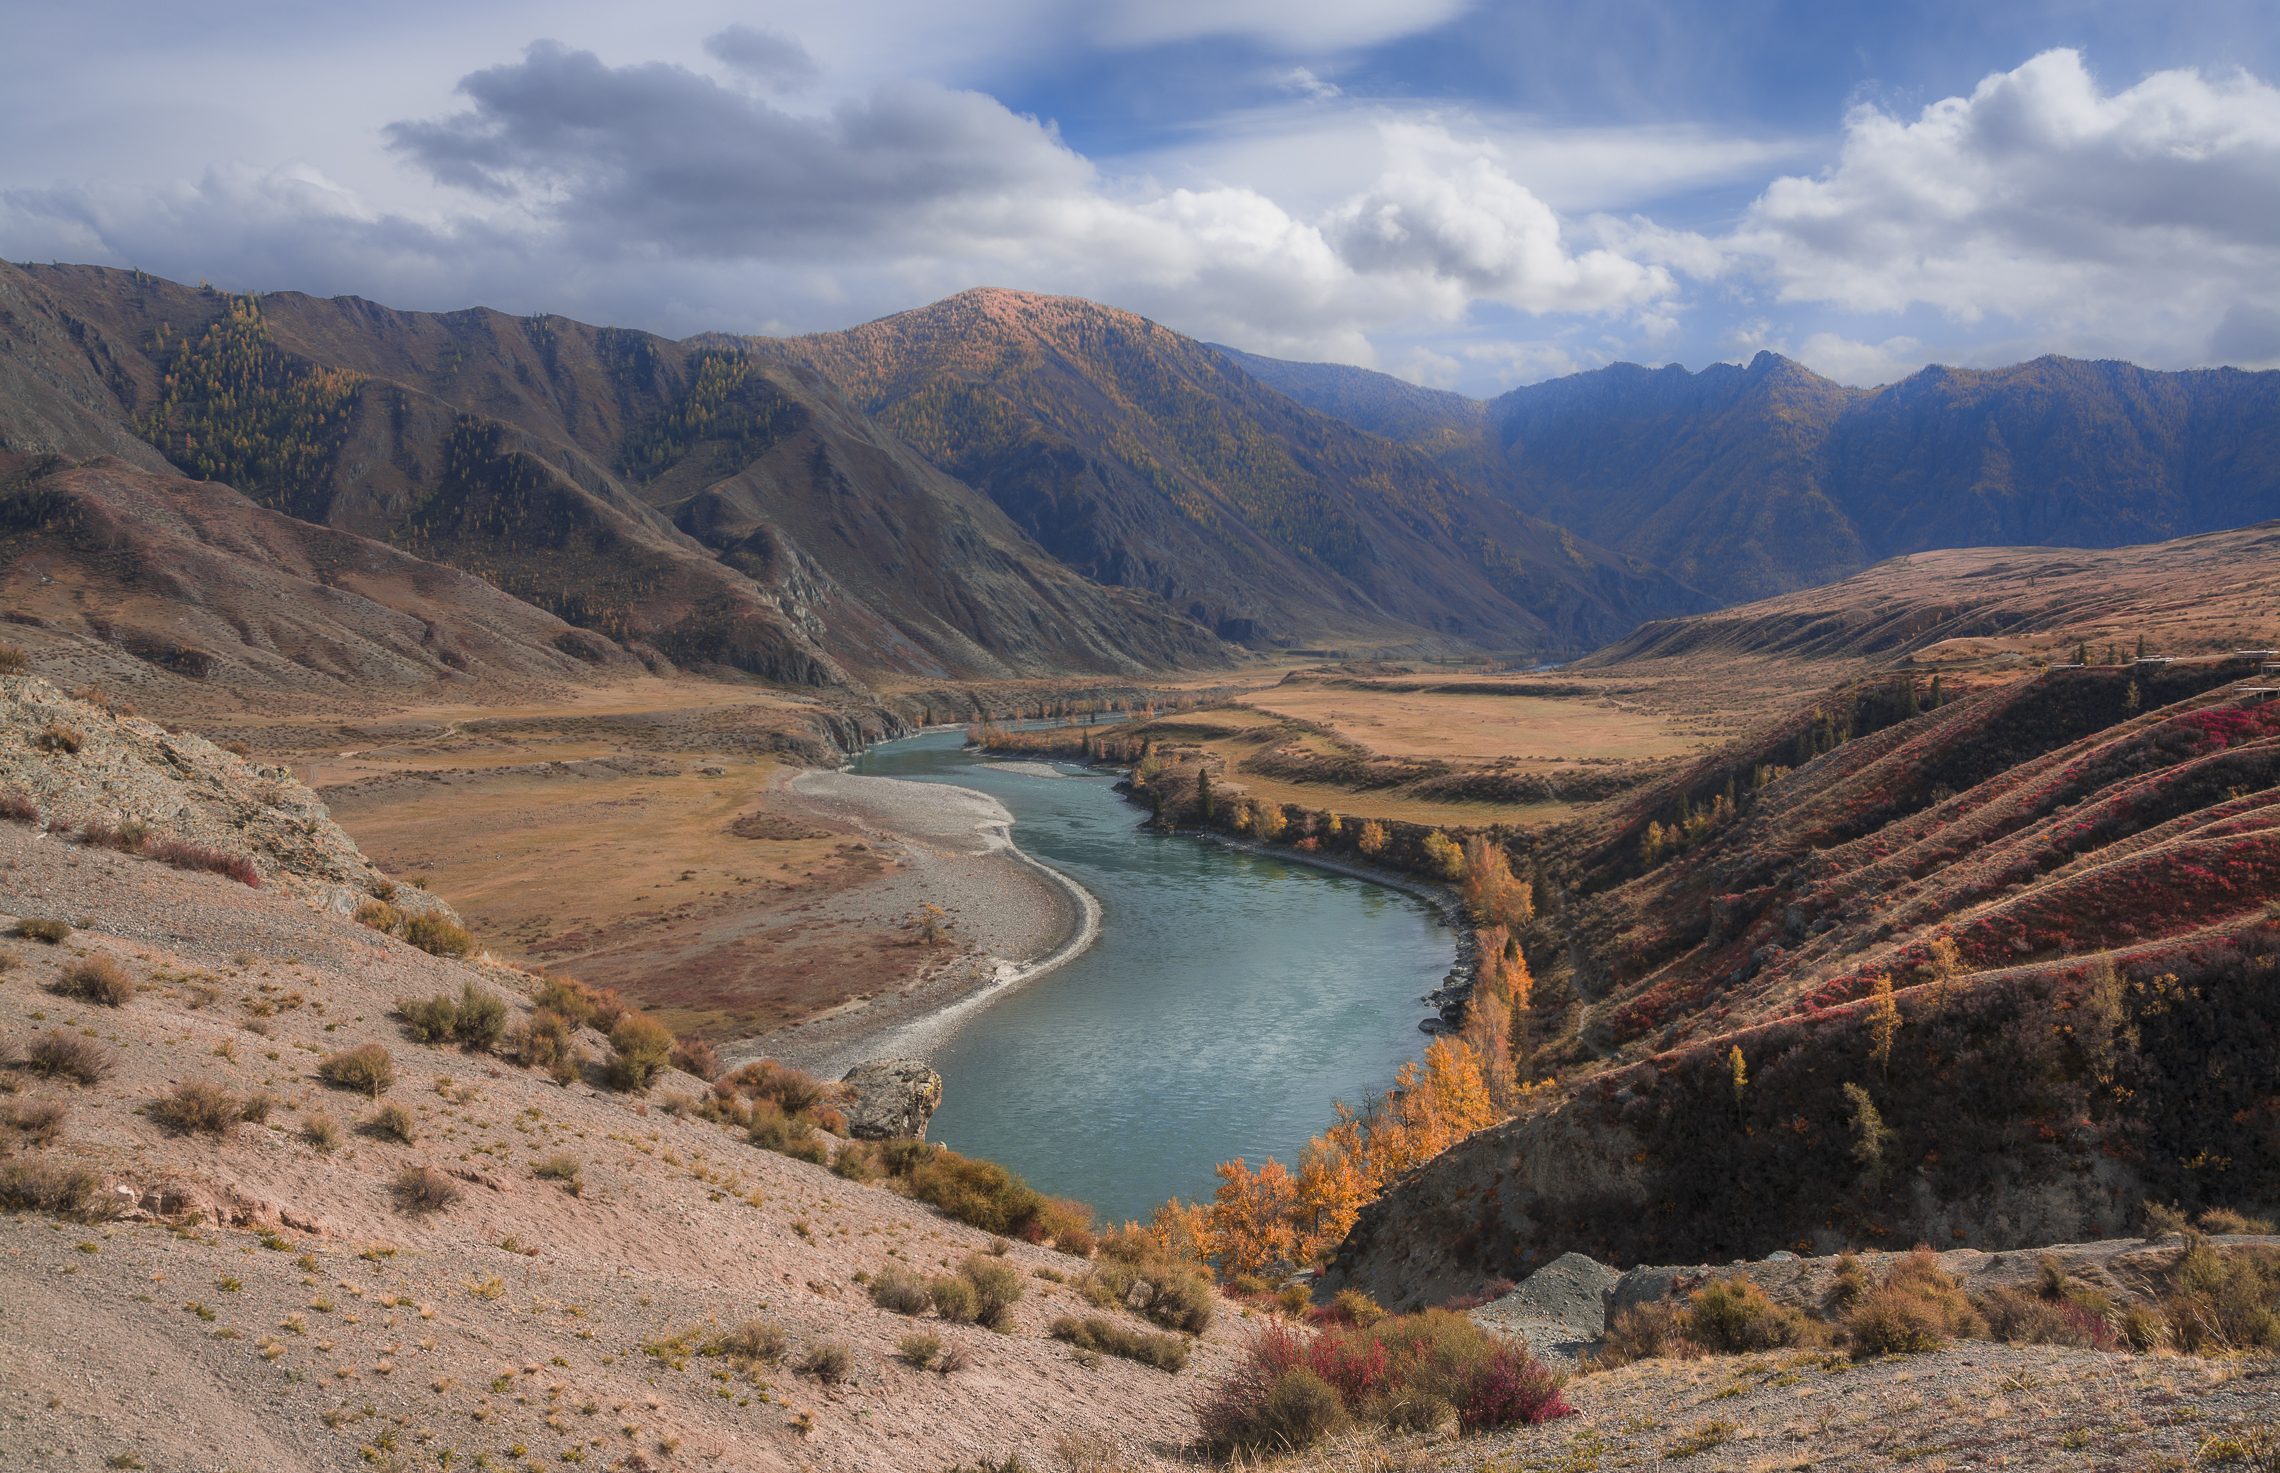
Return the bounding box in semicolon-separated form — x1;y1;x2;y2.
1278;1343;2280;1472
0;816;1234;1473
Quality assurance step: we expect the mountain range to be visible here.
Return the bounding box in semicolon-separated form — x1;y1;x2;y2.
1246;347;2280;607
1;260;2274;701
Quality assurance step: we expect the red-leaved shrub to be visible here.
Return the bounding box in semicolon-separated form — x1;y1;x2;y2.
147;836;260;887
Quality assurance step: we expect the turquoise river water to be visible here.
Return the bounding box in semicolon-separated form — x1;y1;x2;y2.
849;729;1453;1225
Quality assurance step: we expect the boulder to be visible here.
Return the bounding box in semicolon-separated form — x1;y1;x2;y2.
839;1059;943;1140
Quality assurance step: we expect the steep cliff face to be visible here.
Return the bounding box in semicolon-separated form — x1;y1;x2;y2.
737;288;1703;657
0;263;1229;684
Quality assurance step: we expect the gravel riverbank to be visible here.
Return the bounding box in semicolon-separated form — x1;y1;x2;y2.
725;767;1100;1080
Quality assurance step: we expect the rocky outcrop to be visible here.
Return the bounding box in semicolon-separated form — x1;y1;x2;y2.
839;1059;943;1140
0;676;454;918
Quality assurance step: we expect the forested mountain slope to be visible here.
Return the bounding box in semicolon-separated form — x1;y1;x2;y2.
0;263;1227;685
731;289;1702;656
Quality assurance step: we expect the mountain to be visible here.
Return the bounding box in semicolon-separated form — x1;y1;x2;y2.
1215;345;2280;610
729;289;1703;656
0;450;643;708
0;263;1228;687
1497;353;2280;605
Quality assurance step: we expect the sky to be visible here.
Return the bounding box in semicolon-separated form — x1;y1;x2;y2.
3;1;2276;395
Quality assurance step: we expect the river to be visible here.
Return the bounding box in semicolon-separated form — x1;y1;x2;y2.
848;729;1454;1226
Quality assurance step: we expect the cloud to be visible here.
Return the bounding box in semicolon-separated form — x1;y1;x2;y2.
1274;67;1341;102
703;26;821;91
1794;332;1927;386
1324;122;1675;314
1088;0;1473;52
1728;49;2280;363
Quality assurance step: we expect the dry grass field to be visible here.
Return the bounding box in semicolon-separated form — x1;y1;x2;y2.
1245;684;1703;763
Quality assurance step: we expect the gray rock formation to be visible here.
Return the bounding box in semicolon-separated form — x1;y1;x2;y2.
839;1059;943;1140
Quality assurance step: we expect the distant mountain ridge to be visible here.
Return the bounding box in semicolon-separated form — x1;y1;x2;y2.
720;288;1702;656
1209;343;2280;608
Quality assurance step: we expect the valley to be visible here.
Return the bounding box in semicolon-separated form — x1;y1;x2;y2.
2;254;2278;1471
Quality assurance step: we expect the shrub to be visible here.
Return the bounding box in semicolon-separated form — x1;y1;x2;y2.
1080;1239;1216;1335
1329;1289;1385;1329
354;900;402;934
1686;1276;1827;1352
237;1092;276;1125
869;1265;934;1316
1197;1328;1347;1458
451;983;507;1051
2199;1207;2277;1236
898;1332;941;1369
1457;1338;1574;1434
1035;1196;1096;1256
151;1080;242;1135
398;993;458;1044
23;1029;115;1084
13;917;70;944
1590;1303;1694;1370
1846;1251;1983;1357
317;1044;394;1097
1975;1287;2119;1350
832;1140;881;1183
301;1114;340;1152
669;1034;720;1080
705;1318;786;1365
1049;1315;1189;1371
0;645;22;675
367;1101;419;1144
402;912;473;958
715;1059;826;1115
0;789;39;825
0;1098;68;1150
2159;1237;2280;1353
393;1165;460;1213
145;837;260;887
508;1009;581;1083
606;1014;673;1091
533;1150;581;1182
53;957;135;1006
962;1254;1025;1331
36;723;83;754
0;1157;102;1213
904;1150;1046;1239
930;1275;979;1324
2145;1199;2192;1237
799;1340;853;1384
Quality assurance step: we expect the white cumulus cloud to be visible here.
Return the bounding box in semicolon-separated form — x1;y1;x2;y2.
1729;48;2280;365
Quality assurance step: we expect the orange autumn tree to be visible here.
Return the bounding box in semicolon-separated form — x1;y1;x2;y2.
1207;1037;1504;1274
1461;836;1533;932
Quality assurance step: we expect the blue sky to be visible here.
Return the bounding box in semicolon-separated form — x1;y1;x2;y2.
4;1;2275;393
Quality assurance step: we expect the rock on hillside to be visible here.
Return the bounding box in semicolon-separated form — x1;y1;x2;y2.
0;676;451;917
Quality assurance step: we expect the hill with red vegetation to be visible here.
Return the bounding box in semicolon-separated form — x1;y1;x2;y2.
1324;653;2280;1304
